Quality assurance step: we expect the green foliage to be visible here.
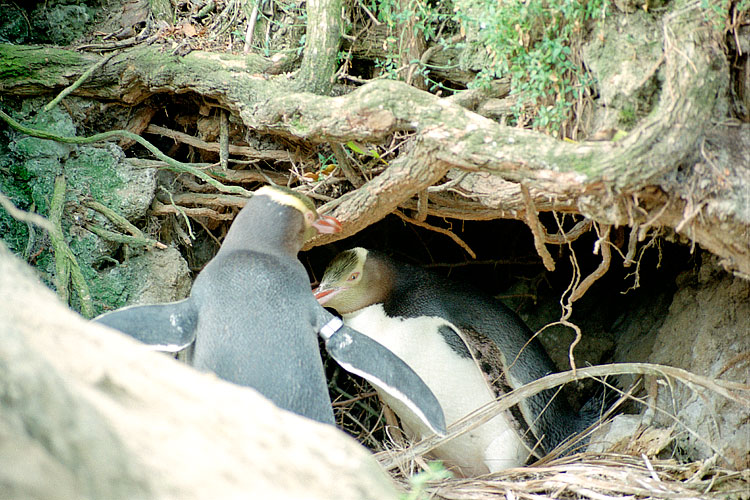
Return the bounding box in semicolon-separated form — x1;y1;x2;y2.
367;0;452;88
365;0;609;135
701;0;749;29
312;151;337;181
400;461;453;500
346;140;385;163
618;104;637;129
457;0;608;135
371;0;446;43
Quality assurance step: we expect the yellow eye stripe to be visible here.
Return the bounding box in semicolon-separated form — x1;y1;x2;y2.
255;185;315;219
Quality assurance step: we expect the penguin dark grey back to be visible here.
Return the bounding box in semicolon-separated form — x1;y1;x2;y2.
188;186;341;423
96;185;342;425
315;247;592;474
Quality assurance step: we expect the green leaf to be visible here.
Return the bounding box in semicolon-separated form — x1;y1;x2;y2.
346;141;365;155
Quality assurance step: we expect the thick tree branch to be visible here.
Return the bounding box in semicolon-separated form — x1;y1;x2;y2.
296;0;342;94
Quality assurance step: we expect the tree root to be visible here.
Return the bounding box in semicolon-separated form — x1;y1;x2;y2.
43;53;117;112
48;176;93;318
84;224;167;250
83;200;148;239
522;184;556;271
393;209;477;259
0;192;54;233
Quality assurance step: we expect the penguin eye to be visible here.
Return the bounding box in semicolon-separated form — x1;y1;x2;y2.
347;272;359;281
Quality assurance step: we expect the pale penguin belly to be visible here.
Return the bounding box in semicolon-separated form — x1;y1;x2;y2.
343;304;529;476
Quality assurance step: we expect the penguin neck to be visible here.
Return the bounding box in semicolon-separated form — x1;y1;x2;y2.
221;196;306;257
365;251;418;307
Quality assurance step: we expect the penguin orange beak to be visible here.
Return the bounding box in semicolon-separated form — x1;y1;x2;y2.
312;285;339;305
312;215;342;234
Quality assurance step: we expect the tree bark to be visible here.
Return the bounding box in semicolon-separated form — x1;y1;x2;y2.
296;0;342;94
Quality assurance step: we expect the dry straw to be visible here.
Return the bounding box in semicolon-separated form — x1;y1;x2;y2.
332;362;749;499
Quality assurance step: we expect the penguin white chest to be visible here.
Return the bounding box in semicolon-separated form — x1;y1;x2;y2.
343;304;529;475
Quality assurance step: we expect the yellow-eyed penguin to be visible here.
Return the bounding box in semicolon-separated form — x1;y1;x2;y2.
94;188;445;434
314;248;593;476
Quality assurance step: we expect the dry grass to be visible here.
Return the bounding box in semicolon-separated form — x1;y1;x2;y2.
332;361;749;499
398;453;749;500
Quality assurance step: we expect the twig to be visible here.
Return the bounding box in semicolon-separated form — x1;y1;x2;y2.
393;209;476;259
521;184;556;271
85;224;167;249
356;0;382;25
425;258;539;268
2;186;96;314
426;171;469;193
0;191;54;232
83;199;144;238
634;53;666;90
145;124;292;161
624;223;639;267
44;53;116;112
716;351;750;379
675;200;707;234
243;0;261;54
77;21;166;51
642;453;661;483
331;143;364;187
568;224;612;303
49;176;70;306
638;199;671;241
48;176;93;318
415;190;428;222
156;192;248;208
543;218;592;245
160;188;196;240
219;109;229;171
151;200;234;221
331;391;379;407
548;211;584;373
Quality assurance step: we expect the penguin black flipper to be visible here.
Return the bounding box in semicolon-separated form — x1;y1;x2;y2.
93;298;199;352
317;311;447;436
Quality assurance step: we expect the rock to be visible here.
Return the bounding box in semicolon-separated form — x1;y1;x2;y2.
647;260;749;469
582;10;663;133
587;415;673;457
111;156;157;222
615;255;749;469
0;243;399;500
114;247;192;306
0;416;88;500
93;247;191;316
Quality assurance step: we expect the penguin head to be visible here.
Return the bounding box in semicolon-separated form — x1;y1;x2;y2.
254;185;342;243
313;247;391;314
